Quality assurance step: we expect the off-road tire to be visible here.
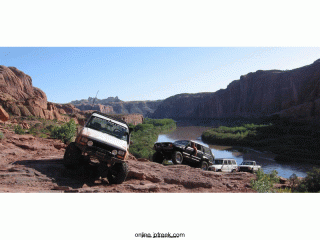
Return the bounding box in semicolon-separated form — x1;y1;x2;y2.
199;161;209;170
152;152;164;164
107;162;128;184
172;151;183;165
63;142;84;169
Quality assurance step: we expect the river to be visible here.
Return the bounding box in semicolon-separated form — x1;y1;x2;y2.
156;125;315;178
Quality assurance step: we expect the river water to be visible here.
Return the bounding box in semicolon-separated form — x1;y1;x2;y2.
156;126;315;178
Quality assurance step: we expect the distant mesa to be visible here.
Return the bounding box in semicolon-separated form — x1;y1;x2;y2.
71;97;163;117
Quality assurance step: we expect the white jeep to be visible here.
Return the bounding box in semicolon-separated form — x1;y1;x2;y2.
238;160;261;173
208;158;238;172
63;111;133;184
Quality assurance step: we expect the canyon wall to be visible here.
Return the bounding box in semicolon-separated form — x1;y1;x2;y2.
151;59;320;120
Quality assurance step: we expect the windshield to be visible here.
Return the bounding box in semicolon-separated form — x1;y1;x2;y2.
241;161;254;165
86;116;129;141
174;140;190;146
213;160;223;165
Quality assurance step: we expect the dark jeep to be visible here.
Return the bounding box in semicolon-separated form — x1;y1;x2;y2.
152;140;214;170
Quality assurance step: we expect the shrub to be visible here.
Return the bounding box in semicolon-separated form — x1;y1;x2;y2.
250;169;280;193
14;125;25;135
0;131;4;140
297;168;320;192
50;119;77;143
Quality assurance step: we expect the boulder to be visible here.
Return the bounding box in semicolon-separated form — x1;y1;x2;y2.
0;106;9;121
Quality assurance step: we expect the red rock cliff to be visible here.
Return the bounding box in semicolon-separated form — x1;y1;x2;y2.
0;65;78;122
151;59;320;121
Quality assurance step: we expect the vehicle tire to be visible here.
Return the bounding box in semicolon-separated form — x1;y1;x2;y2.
199;161;209;171
172;151;183;165
63;142;84;169
152;152;164;164
232;169;236;173
107;162;128;184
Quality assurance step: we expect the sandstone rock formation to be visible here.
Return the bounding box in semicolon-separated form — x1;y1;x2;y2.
0;105;9;122
151;93;214;119
117;113;144;125
151;59;320;121
0;65;82;122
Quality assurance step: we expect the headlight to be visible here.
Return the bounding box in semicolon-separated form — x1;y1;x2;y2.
112;150;118;155
87;141;93;147
118;150;125;156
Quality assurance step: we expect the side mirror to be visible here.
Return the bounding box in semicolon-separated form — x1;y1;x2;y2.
130;140;133;145
129;127;134;133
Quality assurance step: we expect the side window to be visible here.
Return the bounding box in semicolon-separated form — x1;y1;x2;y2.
197;144;203;152
227;160;231;165
204;147;211;155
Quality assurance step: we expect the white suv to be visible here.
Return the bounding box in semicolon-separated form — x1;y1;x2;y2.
238;160;261;173
208;158;238;172
63;111;133;184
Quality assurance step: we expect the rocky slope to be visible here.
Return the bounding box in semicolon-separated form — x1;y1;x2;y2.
151;59;320;120
0;123;261;193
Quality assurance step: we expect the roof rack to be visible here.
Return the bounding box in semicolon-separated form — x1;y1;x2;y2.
92;111;129;126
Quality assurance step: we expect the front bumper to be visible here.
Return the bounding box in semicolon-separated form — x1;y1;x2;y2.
238;167;252;172
76;143;126;163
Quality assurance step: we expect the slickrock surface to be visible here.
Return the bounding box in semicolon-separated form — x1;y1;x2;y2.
0;125;256;193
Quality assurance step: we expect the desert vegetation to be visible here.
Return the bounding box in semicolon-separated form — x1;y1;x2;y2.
250;167;320;193
129;118;176;159
49;119;77;143
250;169;280;193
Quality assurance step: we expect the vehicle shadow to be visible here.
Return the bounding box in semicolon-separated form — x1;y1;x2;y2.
13;158;100;189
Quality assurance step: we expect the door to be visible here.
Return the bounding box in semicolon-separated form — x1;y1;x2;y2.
221;160;228;172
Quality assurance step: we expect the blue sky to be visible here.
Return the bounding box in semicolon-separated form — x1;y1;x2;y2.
1;47;320;103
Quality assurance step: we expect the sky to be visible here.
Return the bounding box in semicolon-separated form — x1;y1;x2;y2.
1;47;320;104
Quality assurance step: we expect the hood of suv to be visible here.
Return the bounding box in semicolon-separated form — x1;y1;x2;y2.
82;127;128;151
239;165;254;168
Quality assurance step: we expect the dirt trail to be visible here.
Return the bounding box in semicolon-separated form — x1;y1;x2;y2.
0;125;256;193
